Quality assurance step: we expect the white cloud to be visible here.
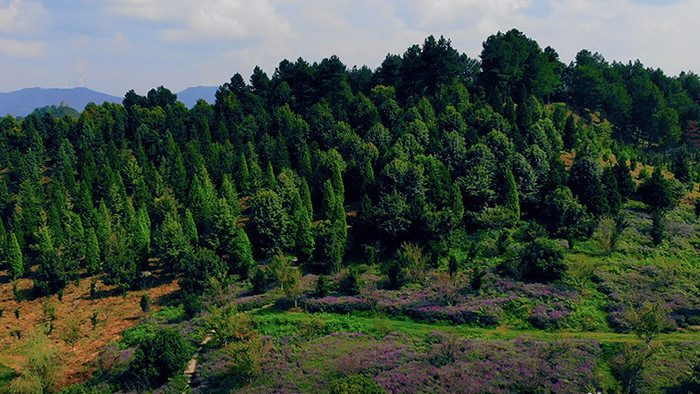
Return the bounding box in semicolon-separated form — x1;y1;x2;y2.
0;0;48;33
108;0;291;43
0;37;45;58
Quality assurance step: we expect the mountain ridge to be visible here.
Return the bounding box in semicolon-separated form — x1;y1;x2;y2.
0;86;218;117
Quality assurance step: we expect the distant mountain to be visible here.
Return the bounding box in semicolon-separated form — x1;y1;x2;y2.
176;86;218;108
0;85;218;117
0;87;121;117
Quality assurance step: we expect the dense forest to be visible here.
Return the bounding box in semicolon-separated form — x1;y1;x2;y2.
1;29;699;393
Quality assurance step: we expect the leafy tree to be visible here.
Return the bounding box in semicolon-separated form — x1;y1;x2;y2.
542;186;593;248
520;237;566;283
248;189;291;258
131;328;194;389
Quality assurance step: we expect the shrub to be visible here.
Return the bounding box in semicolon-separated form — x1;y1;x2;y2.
520;238;566;283
329;375;385;394
130;328;194;389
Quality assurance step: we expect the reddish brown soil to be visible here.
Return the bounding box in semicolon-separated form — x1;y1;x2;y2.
0;269;180;390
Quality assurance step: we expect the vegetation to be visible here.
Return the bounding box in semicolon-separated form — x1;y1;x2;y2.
1;29;699;392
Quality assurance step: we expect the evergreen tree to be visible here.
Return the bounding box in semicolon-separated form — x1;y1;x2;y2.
613;160;636;199
219;174;241;216
34;226;66;295
155;212;191;272
7;233;23;281
264;162;277;190
85;227;101;275
237;153;251;194
602;167;622;215
183;208;199;247
0;219;6;261
568;156;607;217
320;179;337;222
299;178;313;217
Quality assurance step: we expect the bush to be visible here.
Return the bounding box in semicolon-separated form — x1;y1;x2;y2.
329;375;385;394
130;328;194;389
520;238;566;283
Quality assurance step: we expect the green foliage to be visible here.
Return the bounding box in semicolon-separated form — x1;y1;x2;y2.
130;328;194;389
7;233;24;281
329;375;385;394
520;237;566;283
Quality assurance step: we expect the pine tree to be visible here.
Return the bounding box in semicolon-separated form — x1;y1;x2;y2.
85;227;101;275
602;167;622;215
331;161;345;206
0;218;6;261
299;178;313;217
7;233;23;281
238;154;251;194
264;162;277;190
34;226;66;295
220;174;241;216
450;184;464;225
291;189;315;263
227;225;255;278
183;208;199;247
320;179;337;222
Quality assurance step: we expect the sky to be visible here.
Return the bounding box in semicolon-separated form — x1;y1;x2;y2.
0;0;698;97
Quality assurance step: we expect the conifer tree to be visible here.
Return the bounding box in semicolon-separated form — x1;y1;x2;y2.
299;178;313;217
237;153;251;193
85;227;101;275
331;161;345;206
7;233;23;281
219;174;240;216
183;208;199;247
34;226;66;295
602;167;622;215
291;189;315;263
320;179;337;222
264;162;277;190
0;219;6;260
155;212;191;272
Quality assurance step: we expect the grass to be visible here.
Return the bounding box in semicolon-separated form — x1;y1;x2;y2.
250;308;700;345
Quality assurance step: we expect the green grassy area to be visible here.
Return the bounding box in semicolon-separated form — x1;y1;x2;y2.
251;309;700;345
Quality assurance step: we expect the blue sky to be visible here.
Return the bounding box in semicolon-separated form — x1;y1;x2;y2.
0;0;697;96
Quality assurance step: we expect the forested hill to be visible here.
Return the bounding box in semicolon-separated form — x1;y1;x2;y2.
1;27;700;393
0;28;698;295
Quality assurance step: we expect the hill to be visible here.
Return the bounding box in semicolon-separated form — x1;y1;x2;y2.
176;86;218;108
0;87;121;117
0;29;699;393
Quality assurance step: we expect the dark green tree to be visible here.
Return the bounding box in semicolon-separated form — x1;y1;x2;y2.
8;233;23;281
520;237;566;283
85;227;101;275
131;328;194;389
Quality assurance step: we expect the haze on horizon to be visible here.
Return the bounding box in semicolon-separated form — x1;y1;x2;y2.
0;0;697;97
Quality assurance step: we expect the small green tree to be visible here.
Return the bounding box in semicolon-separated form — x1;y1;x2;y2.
627;302;672;346
8;233;24;280
520;237;566;283
85;227;101;275
206;304;254;346
131;328;194;389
